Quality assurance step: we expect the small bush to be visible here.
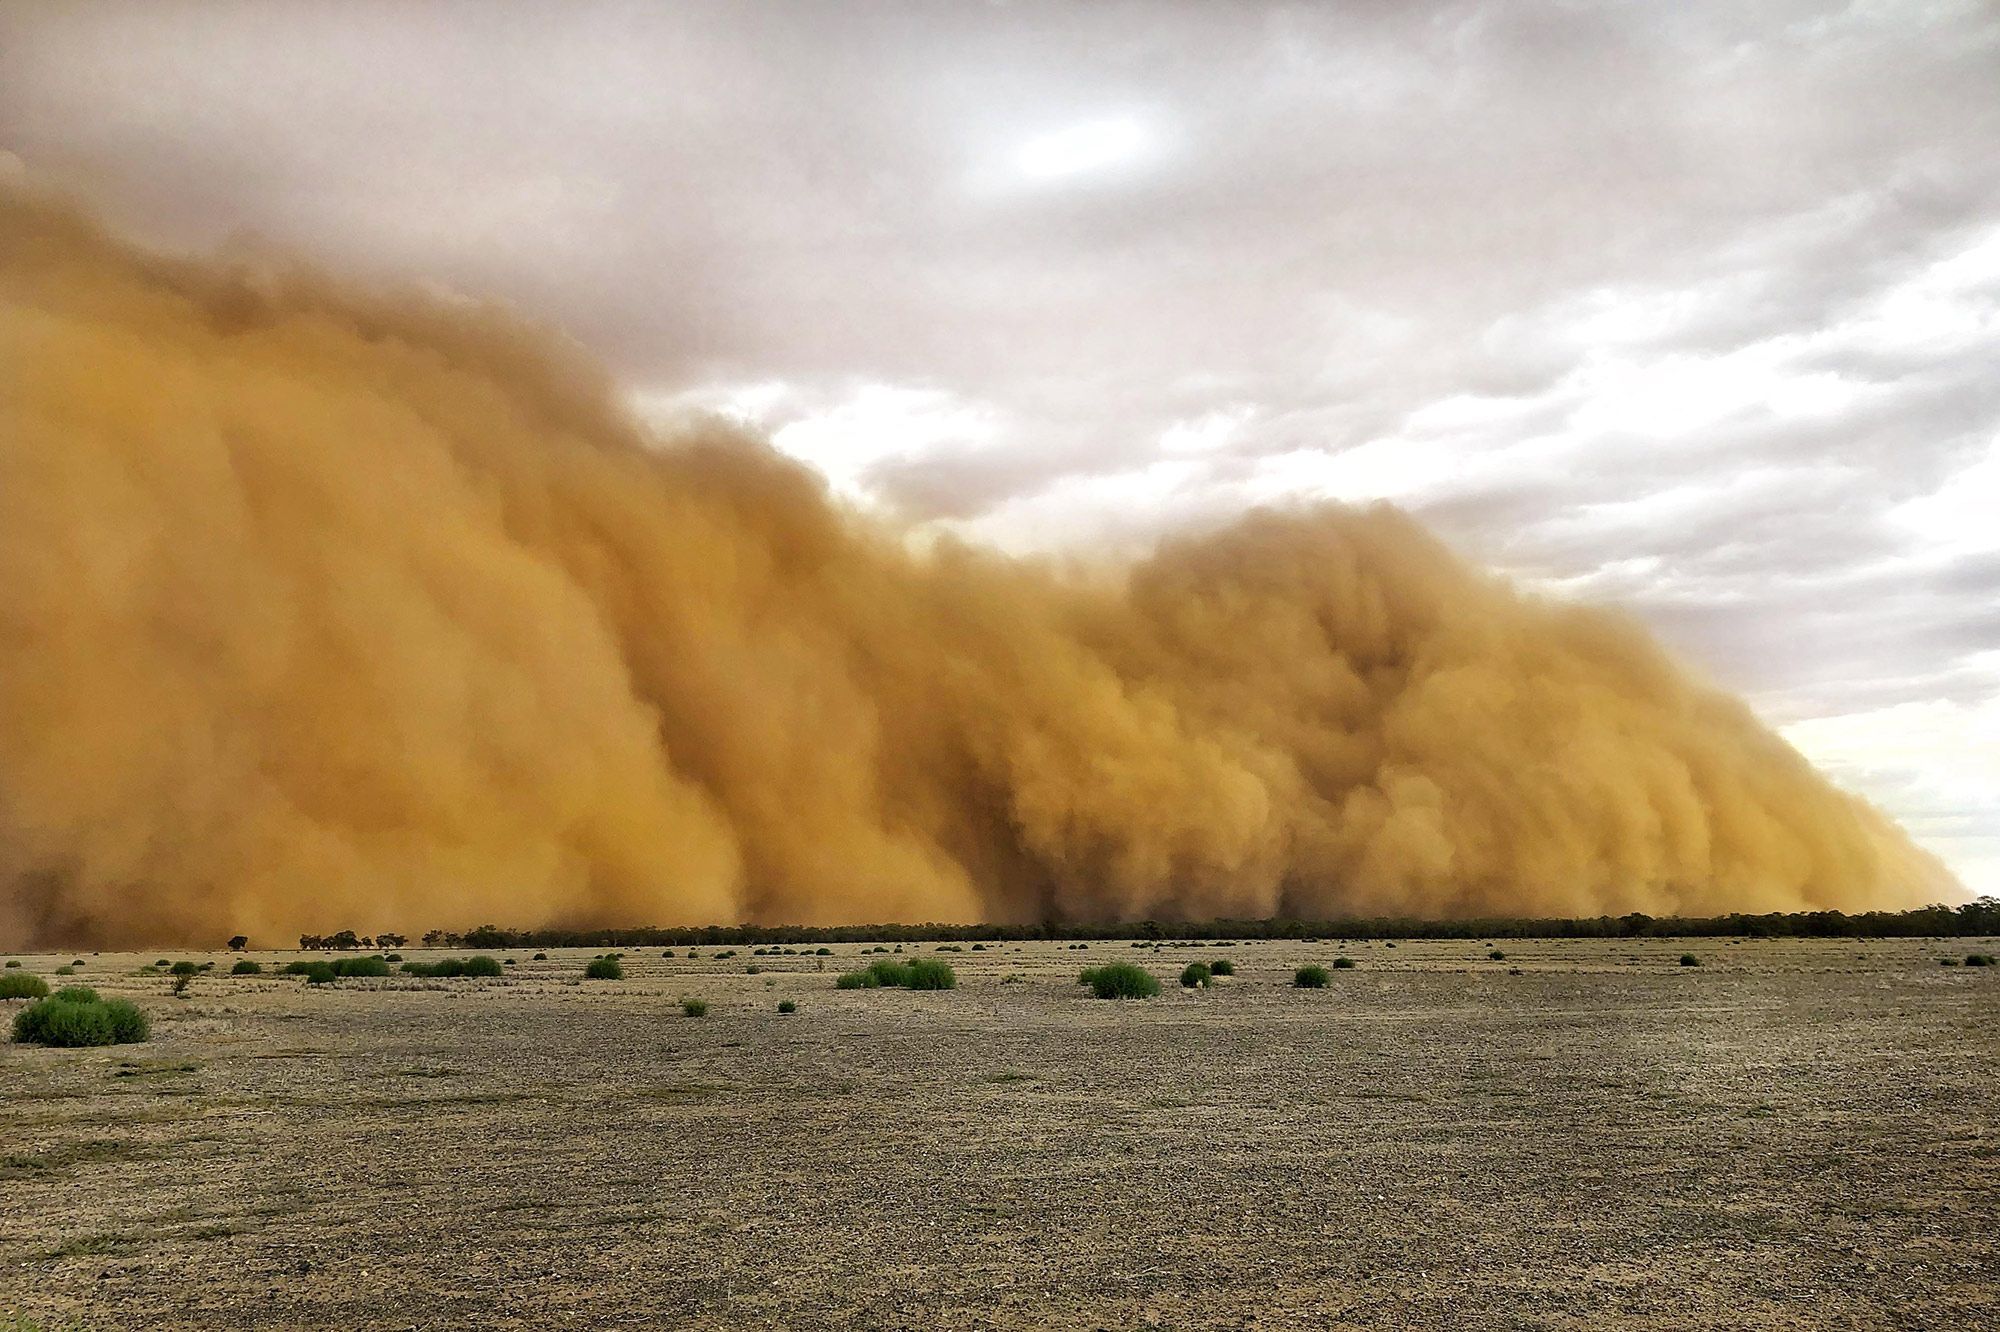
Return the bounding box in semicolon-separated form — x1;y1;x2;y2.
661;950;675;958
302;962;337;985
834;970;879;989
384;953;403;962
1968;953;1997;967
281;961;316;975
1488;950;1506;961
745;964;763;975
13;990;148;1047
681;997;708;1018
533;952;548;961
1210;959;1235;977
777;1000;797;1014
331;956;391;978
231;960;263;975
103;1000;149;1043
154;958;171;968
866;960;913;987
1081;963;1160;1000
54;964;75;976
462;956;503;978
584;956;623;981
1294;965;1330;988
166;960;198;976
1939;957;1962;966
1180;962;1212;989
4;960;18;967
903;958;957;990
1332;956;1356;969
504;958;516;966
15;996;114;1046
1679;954;1701;967
1;972;50;1000
815;947;833;955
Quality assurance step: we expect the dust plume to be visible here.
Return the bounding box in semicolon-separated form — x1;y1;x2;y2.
0;192;1956;946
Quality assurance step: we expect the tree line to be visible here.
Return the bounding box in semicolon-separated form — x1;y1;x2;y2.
275;897;2000;951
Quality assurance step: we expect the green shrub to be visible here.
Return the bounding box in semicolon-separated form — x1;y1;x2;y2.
462;956;503;978
1180;962;1212;989
660;950;675;958
533;952;548;961
384;953;403;962
281;960;316;975
1332;956;1356;969
0;972;49;1000
834;970;879;989
584;957;623;980
745;964;763;975
777;1000;797;1014
1488;950;1506;961
1679;954;1701;967
54;964;74;976
902;958;957;990
13;988;148;1047
14;996;115;1046
1210;959;1235;977
302;962;337;985
331;956;391;978
154;958;171;968
1968;953;1997;967
815;947;833;956
1294;965;1330;988
103;999;149;1043
231;960;263;975
4;960;17;967
1080;963;1160;1000
866;960;913;987
681;997;708;1018
1940;957;1962;966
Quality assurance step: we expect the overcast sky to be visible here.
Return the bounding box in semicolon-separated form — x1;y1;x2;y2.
5;0;1997;897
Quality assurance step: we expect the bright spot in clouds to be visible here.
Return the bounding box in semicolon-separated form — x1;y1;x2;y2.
1014;116;1151;181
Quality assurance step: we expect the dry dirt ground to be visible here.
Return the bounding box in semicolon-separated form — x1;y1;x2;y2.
1;936;1995;1330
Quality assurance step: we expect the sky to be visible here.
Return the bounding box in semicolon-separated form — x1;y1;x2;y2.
3;0;1996;899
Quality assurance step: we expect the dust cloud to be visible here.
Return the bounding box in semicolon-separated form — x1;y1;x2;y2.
0;192;1956;945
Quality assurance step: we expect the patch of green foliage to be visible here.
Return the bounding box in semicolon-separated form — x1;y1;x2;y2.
584;956;624;980
231;960;263;975
1488;949;1507;961
1967;953;1996;967
0;972;50;1000
169;961;199;976
1180;962;1212;989
902;958;957;990
1332;956;1356;969
12;988;149;1046
302;962;337;985
681;997;708;1017
1079;963;1161;999
1679;954;1701;967
834;970;878;989
777;1000;797;1014
330;956;391;978
1209;959;1235;976
1294;965;1330;988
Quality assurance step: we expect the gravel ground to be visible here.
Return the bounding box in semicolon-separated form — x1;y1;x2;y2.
1;936;1995;1330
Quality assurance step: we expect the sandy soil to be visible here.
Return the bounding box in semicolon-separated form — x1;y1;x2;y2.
1;936;1995;1330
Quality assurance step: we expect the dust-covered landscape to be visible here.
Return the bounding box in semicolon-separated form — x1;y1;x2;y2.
7;2;2000;1326
4;937;1995;1329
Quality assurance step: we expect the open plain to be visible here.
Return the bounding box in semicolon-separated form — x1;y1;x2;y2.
2;936;1995;1330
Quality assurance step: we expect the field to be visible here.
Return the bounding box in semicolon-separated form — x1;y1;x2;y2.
2;937;1995;1330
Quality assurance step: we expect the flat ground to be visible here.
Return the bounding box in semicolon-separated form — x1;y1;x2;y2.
1;937;1995;1330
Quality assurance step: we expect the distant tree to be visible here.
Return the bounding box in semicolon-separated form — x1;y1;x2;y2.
328;930;360;950
227;935;248;952
377;933;407;950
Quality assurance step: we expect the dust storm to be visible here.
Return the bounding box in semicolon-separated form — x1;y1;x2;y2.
0;192;1955;946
